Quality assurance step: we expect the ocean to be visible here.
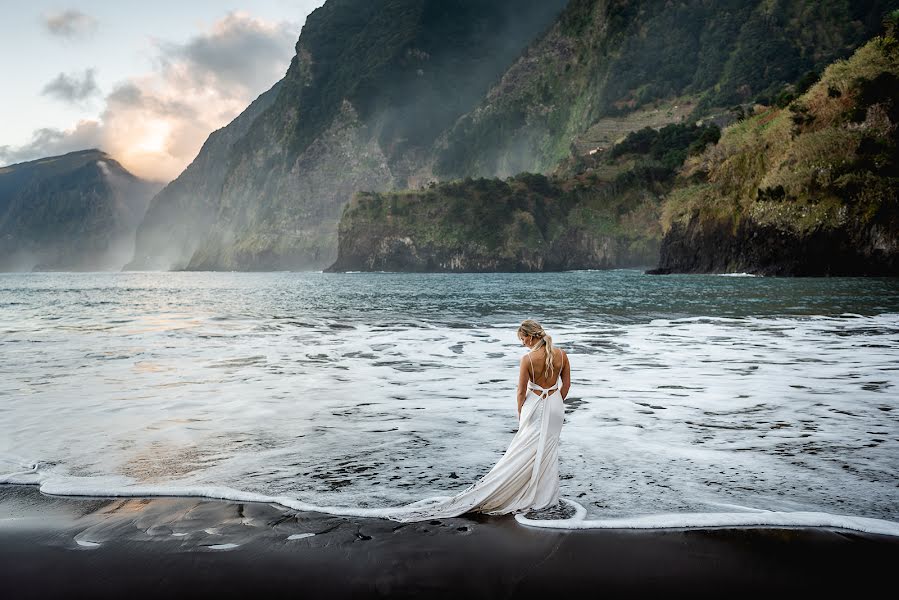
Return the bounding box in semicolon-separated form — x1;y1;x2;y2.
2;270;898;533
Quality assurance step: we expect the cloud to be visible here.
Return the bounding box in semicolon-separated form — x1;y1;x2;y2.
154;11;298;96
41;69;101;103
42;9;98;38
4;11;298;181
0;120;103;167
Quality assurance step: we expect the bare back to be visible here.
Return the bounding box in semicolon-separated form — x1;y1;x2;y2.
526;346;566;389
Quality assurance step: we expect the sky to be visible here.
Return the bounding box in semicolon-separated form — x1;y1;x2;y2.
0;1;325;181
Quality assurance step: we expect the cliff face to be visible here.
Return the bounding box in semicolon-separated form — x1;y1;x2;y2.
0;149;160;271
124;80;283;270
185;100;395;270
330;225;656;272
326;174;661;273
179;0;568;271
653;35;899;276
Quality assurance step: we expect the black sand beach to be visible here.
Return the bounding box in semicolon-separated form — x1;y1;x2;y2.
1;485;896;598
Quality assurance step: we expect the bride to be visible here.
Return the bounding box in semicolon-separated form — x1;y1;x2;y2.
375;319;570;522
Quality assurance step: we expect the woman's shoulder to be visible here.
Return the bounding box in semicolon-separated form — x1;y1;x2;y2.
554;346;567;362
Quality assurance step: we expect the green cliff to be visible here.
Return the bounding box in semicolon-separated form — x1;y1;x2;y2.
654;30;899;275
326;173;661;272
433;0;897;179
327;120;720;272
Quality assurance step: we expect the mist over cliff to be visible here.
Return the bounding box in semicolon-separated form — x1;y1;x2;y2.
127;0;568;271
125;80;284;271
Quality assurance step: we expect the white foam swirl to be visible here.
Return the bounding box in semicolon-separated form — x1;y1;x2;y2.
513;499;899;537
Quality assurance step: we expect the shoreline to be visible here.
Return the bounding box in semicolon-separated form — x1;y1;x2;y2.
2;485;897;598
8;468;899;536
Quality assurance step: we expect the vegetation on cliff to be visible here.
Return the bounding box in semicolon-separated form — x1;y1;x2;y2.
656;26;899;275
434;0;898;180
124;0;899;273
328;172;657;272
230;0;567;166
328;120;722;272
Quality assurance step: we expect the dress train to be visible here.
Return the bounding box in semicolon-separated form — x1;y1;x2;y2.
378;374;565;523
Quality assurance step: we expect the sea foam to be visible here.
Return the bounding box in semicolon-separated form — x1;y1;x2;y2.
4;464;899;537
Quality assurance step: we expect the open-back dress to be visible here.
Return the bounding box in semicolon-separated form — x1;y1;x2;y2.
374;350;566;522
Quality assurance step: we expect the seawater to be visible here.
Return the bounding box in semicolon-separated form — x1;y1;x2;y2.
1;270;898;534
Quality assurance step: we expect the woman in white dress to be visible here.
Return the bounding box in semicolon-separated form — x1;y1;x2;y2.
377;319;570;522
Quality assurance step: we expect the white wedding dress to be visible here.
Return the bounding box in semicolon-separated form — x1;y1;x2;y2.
375;367;566;523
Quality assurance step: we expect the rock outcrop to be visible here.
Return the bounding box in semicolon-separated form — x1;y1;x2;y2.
326;174;661;273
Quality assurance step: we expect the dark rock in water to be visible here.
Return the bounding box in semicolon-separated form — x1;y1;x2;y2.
0;149;161;272
656;219;898;276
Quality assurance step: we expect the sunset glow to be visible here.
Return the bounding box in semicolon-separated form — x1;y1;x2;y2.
0;2;323;182
132;119;171;155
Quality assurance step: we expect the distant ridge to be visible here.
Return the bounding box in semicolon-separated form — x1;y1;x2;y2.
0;149;162;271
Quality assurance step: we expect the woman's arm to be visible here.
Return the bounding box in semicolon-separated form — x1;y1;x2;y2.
560;350;571;400
516;356;530;419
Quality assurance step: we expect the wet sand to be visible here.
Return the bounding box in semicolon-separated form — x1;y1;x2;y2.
1;484;896;598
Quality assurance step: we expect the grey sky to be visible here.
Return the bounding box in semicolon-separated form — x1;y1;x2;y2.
1;1;325;180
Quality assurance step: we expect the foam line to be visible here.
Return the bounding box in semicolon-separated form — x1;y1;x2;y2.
514;499;899;537
4;466;899;537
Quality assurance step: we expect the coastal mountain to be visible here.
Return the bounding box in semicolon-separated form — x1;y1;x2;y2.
0;149;160;271
127;0;568;271
328;1;899;273
652;31;899;275
123;0;899;273
184;0;568;271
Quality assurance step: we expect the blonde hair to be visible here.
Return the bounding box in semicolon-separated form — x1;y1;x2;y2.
518;319;555;380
